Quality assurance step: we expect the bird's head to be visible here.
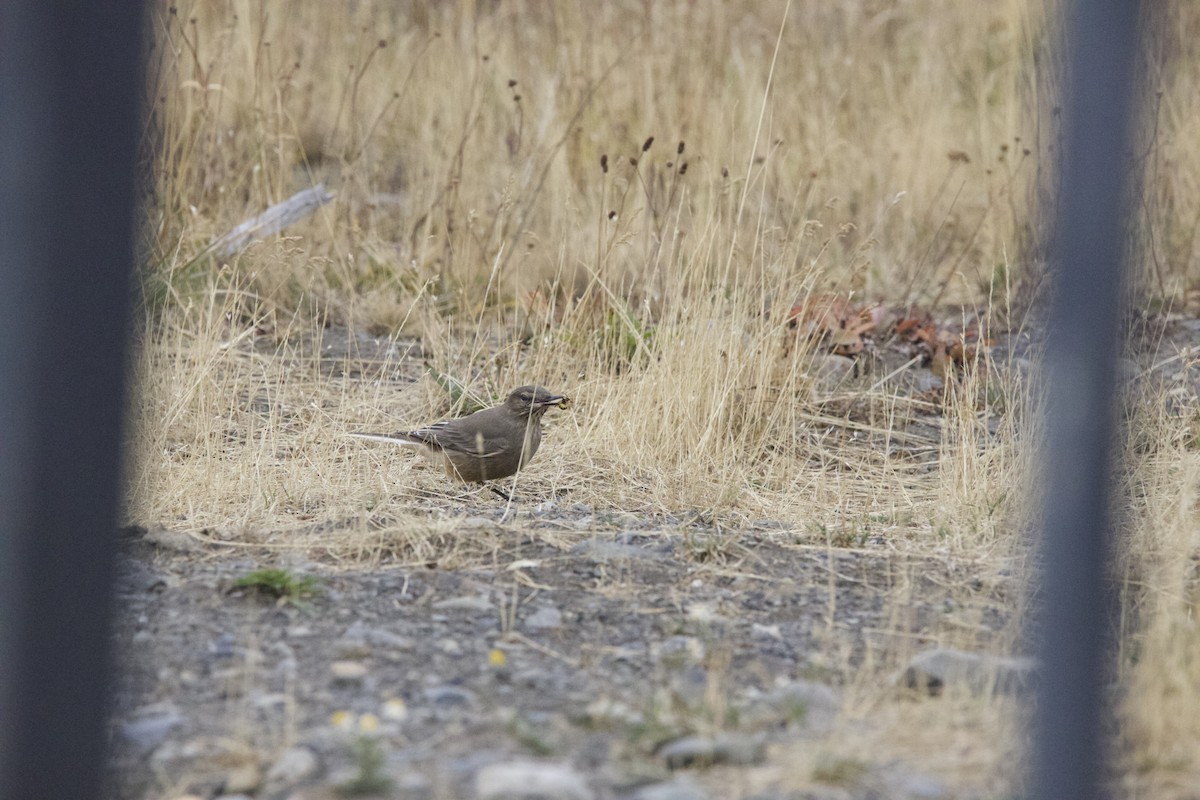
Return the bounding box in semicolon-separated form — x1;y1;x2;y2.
507;385;570;416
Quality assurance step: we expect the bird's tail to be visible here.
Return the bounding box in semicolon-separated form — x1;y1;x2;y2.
346;432;425;447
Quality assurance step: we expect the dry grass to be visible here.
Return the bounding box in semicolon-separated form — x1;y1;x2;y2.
130;1;1200;796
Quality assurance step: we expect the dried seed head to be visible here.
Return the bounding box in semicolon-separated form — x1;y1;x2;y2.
608;211;617;220
600;154;609;173
378;39;388;48
678;162;688;175
629;157;638;168
721;166;729;178
677;141;685;155
642;136;654;152
508;79;518;87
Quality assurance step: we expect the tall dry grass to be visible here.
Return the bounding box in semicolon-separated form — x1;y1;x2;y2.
130;0;1200;795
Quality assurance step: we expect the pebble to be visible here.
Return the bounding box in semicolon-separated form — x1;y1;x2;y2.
425;684;478;709
118;708;186;753
222;761;260;794
329;660;369;685
740;680;841;733
900;647;1036;696
264;746;320;788
569;539;666;562
631;778;709;800
524;605;564;630
433;596;493;612
659;733;765;769
750;623;783;640
141;525;206;554
474;760;593;800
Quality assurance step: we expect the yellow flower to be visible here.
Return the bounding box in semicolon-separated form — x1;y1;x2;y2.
488;648;507;667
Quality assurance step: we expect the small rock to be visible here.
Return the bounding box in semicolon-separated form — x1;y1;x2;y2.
750;623;782;640
265;746;320;788
584;697;643;727
630;778;709;800
364;627;414;650
474;760;593;800
659;733;765;769
210;632;238;660
438;637;464;656
142;525;206;554
115;557;168;594
425;684;477;709
861;764;950;800
433;595;493;612
525;606;564;630
569;539;666;562
118;708;187;754
396;771;433;794
900;647;1036;696
740;680;841;733
329;660;369;685
657;636;704;663
811;354;856;389
223;761;260;794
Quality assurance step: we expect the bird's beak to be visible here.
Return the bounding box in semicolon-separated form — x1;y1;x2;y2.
538;394;569;409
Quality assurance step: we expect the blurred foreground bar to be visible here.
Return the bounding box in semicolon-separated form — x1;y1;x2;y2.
1031;1;1142;799
0;1;145;798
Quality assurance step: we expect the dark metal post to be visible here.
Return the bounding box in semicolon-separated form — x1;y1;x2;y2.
1031;2;1142;799
0;2;146;798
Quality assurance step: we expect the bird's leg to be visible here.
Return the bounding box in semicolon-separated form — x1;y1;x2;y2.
488;485;512;502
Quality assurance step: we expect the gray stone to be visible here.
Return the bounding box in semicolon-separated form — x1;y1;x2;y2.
740;680;841;733
222;761;260;794
630;777;709;800
329;660;369;685
474;760;593;799
425;684;478;709
142;525;206;554
570;539;667;562
264;746;320;788
525;606;564;630
118;708;186;753
900;647;1036;696
433;595;493;612
659;733;766;770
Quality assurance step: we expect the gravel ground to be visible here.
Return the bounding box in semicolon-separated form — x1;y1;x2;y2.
107;504;1018;800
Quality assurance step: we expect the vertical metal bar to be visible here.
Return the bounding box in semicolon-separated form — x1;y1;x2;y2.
0;2;145;798
1031;2;1142;799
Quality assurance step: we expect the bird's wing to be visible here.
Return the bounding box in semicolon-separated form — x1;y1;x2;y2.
415;409;522;458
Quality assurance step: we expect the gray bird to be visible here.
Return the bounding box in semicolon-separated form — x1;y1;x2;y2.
350;385;570;492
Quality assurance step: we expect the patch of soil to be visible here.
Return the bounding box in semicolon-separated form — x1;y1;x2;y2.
107;505;1016;800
